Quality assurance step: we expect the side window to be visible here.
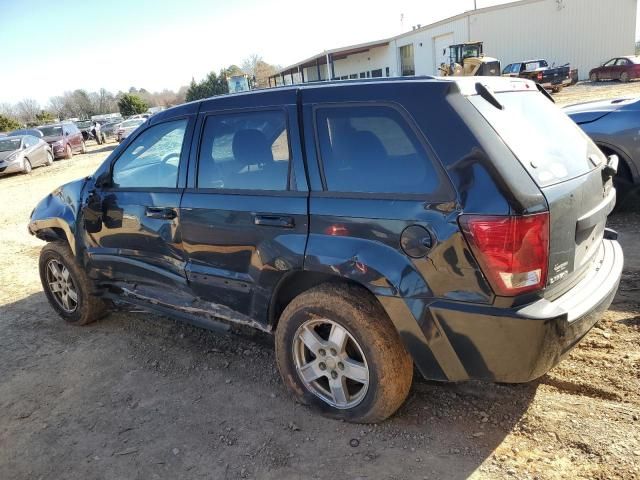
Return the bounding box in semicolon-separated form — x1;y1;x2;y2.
616;58;630;66
23;136;35;148
197;110;290;191
603;59;616;67
502;64;512;74
315;105;439;194
112;119;187;189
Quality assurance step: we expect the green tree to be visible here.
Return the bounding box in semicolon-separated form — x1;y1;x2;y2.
185;70;229;102
0;114;21;132
118;93;148;116
35;110;56;124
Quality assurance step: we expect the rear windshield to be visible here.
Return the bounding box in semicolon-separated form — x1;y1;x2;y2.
39;126;63;137
468;91;595;187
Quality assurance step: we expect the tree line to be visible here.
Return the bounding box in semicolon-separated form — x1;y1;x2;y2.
0;54;279;131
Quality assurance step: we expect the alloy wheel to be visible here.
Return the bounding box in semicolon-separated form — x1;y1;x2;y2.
292;318;369;409
46;259;78;313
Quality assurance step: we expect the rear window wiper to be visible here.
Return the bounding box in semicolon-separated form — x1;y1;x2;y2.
475;83;504;110
535;83;555;103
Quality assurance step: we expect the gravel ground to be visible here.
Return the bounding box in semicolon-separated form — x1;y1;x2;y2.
0;88;639;480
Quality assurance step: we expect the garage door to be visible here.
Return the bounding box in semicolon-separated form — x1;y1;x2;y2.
433;33;454;74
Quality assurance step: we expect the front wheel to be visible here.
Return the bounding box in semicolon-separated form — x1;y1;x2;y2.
39;242;108;325
45;151;54;166
590;72;598;82
23;159;32;174
65;144;73;159
275;284;413;423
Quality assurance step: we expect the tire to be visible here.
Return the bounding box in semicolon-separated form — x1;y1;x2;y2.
275;283;413;423
613;160;635;211
590;73;598;83
81;141;87;154
45;151;54;166
39;242;108;325
552;85;563;93
23;159;32;174
65;144;73;159
620;72;630;83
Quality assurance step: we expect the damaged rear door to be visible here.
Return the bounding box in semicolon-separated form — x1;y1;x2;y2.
178;94;308;328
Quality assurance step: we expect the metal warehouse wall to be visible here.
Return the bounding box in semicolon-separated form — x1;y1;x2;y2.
390;16;469;76
469;0;636;80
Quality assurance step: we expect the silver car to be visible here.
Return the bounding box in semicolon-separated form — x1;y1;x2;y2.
0;135;53;176
116;118;146;142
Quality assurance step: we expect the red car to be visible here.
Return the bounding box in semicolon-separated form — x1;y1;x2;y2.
589;56;640;83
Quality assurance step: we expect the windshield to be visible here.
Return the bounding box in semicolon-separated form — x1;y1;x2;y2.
468;91;596;187
0;138;21;152
39;126;63;137
76;121;92;128
121;119;144;128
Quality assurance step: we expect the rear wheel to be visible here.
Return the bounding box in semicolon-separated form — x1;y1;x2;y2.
39;242;108;325
275;284;413;423
23;159;32;174
620;72;630;83
552;85;563;93
590;72;598;82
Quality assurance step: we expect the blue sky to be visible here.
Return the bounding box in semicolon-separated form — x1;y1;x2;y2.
0;0;638;106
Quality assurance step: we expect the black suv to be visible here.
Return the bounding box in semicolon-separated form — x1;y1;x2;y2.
29;77;623;423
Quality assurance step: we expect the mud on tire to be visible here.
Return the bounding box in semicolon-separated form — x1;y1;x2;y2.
39;241;108;325
275;283;413;423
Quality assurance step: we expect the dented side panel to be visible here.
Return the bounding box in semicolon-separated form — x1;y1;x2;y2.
28;178;88;256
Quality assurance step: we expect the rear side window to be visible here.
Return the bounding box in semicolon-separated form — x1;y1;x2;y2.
315;105;439;194
197;110;290;191
468;91;594;187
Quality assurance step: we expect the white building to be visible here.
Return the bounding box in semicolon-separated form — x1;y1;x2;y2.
269;0;637;86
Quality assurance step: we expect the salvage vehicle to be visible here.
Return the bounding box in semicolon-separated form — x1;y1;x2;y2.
38;123;85;159
0;135;53;175
589;56;640;83
29;77;623;423
565;96;640;209
116;118;145;142
502;59;571;92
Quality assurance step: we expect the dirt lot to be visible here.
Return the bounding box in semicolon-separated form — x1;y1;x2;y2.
1;84;639;480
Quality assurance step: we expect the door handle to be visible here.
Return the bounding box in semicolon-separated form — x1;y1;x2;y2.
145;207;177;220
254;214;294;228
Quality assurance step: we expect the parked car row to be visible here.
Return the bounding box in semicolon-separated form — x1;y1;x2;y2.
0;122;89;177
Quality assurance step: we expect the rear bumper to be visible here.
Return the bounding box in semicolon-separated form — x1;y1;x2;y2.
385;239;623;383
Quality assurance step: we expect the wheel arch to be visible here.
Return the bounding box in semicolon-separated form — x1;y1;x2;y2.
268;271;383;330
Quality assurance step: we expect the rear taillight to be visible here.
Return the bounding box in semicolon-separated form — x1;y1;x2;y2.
537;72;543;81
459;213;549;296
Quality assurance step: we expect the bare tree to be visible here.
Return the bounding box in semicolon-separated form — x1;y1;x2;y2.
48;96;67;119
242;54;278;89
15;98;40;123
0;102;16;119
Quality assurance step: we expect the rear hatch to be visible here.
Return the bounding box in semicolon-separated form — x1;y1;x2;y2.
468;85;615;299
